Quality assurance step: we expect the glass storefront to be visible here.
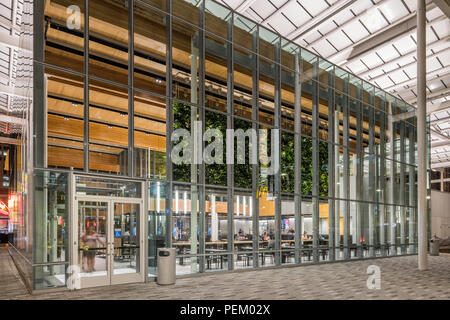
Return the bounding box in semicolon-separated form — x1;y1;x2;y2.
26;0;428;290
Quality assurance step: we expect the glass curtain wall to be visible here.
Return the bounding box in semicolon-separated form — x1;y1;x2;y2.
33;0;423;284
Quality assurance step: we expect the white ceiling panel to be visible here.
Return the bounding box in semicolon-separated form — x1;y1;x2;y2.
377;44;400;62
299;0;329;17
346;59;367;74
311;39;337;57
360;51;384;69
325;30;353;51
359;7;389;33
331;6;354;26
380;0;409;23
394;36;417;55
341;20;370;43
249;0;274;19
389;69;409;84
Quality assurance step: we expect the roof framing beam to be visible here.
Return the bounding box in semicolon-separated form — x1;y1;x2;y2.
370;46;450;84
287;0;357;42
385;66;450;92
328;1;437;65
427;100;450;114
235;0;258;13
433;0;450;19
358;36;450;79
430;115;450;125
305;0;390;50
431;160;450;169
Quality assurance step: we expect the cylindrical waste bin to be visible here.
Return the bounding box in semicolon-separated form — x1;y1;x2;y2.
430;236;440;256
157;248;176;285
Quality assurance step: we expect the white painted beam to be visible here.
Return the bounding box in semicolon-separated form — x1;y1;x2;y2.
235;0;257;13
287;0;357;42
433;0;450;19
384;67;450;92
431;160;450;169
428;100;450;114
358;37;450;79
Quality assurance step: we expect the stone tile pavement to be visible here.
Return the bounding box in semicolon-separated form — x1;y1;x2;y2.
0;247;28;299
3;248;450;300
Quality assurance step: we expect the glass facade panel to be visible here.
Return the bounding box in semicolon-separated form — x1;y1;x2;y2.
30;0;427;290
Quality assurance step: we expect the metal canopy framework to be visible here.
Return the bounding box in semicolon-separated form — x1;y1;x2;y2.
220;0;450;169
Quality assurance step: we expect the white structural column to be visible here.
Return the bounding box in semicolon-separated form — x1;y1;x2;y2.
417;0;428;271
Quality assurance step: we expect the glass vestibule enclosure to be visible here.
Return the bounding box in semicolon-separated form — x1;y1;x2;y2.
32;0;428;290
72;176;145;288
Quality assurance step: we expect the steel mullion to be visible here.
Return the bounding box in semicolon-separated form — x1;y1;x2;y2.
226;14;234;270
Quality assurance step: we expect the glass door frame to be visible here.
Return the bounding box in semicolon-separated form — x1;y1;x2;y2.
71;195;145;289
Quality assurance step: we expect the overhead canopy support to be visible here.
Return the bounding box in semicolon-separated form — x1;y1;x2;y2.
433;0;450;19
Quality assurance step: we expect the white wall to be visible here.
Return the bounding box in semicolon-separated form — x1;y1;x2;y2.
431;190;450;239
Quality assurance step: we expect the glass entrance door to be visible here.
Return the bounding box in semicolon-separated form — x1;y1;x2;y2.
75;198;143;288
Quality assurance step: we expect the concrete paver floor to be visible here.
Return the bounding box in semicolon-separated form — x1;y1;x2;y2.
3;253;449;300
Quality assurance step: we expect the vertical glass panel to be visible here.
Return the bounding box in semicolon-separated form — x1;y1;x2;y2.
172;18;201;104
318;197;330;261
301;136;313;196
280;39;298;71
34;264;67;290
334;67;348;93
148;181;166;277
44;0;85;72
205;0;231;39
205;33;228;113
204;189;229;271
318;59;333;86
281;195;295;265
88;79;129;175
173;102;198;182
134;2;167;95
45;67;85;170
173;184;200;275
301;196;313;261
362;81;374;105
134;92;167;179
234;192;254;269
301;49;317;79
78;201;108;277
281;132;294;193
89;0;129;85
173;0;200;26
233;13;257;51
258;57;275;126
112;203;140;275
233;46;254;120
258;25;279;61
374;87;385;111
205;110;227;186
233;118;253;189
33;170;69;266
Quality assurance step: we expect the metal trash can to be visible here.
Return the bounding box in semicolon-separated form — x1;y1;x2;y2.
157;248;176;285
430;236;441;256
